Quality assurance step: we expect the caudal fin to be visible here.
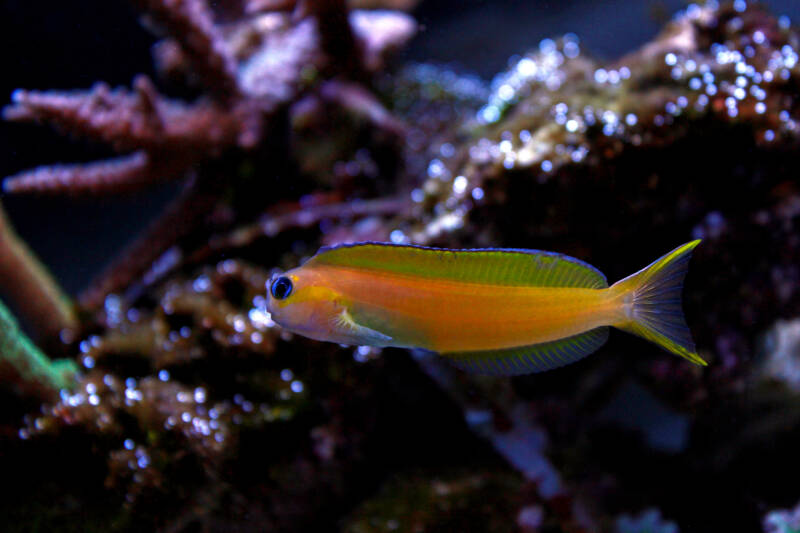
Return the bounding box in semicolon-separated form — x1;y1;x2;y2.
611;240;707;366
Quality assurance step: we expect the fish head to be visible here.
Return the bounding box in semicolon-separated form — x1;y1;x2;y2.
266;267;344;343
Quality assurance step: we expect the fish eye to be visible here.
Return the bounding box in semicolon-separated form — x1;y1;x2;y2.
270;276;293;300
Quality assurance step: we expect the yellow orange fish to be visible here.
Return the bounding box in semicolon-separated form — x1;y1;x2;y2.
266;240;706;375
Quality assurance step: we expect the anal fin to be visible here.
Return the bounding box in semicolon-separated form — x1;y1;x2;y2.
443;327;609;376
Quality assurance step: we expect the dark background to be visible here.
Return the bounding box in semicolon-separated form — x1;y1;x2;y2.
2;0;800;294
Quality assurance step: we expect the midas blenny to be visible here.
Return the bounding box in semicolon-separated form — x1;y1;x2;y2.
266;240;706;375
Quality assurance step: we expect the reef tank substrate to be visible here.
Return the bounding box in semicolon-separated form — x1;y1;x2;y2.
2;0;800;531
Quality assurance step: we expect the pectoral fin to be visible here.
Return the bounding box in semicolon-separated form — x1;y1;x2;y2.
335;308;393;346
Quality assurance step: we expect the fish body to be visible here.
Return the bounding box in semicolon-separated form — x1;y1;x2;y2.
286;266;614;352
267;241;705;375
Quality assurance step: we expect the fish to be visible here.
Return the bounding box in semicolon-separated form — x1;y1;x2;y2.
266;240;706;375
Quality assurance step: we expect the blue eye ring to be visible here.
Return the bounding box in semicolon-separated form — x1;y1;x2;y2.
270;276;293;300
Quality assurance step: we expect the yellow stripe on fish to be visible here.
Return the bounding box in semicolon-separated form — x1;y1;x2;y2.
266;240;706;375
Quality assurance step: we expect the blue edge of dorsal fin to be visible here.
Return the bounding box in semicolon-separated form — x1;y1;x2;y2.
444;327;610;376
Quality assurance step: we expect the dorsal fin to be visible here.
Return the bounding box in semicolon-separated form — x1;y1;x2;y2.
306;242;607;289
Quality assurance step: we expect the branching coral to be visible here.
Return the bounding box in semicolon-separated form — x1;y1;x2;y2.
0;200;76;340
3;0;416;310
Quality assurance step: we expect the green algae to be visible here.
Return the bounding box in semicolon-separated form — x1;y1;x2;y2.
0;298;77;400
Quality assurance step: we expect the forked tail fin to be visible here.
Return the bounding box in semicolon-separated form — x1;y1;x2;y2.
610;240;707;366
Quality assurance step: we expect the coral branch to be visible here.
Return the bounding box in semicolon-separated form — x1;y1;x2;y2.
301;0;365;79
319;80;407;138
246;0;419;75
193;195;410;262
244;0;421;14
0;201;77;340
3;152;160;195
132;0;241;99
348;0;420;9
349;10;417;72
78;178;219;309
151;38;191;82
243;0;296;13
4;78;252;153
0;298;77;401
234;16;320;108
